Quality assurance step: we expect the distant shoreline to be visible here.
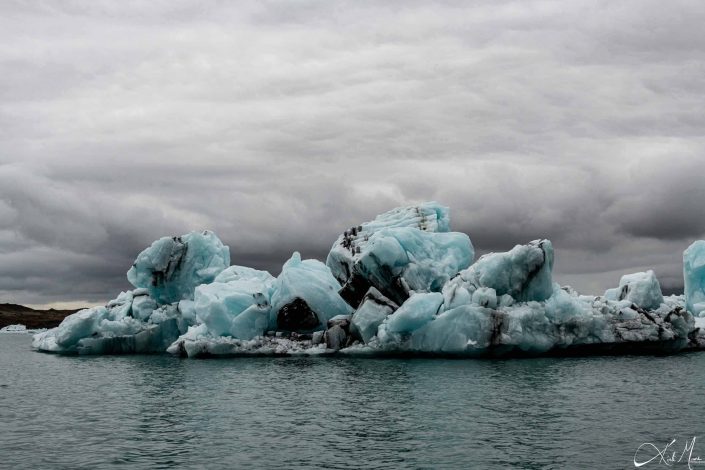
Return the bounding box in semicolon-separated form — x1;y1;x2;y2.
0;304;83;329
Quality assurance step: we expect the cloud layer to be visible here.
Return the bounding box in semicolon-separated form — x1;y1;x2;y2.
1;0;704;306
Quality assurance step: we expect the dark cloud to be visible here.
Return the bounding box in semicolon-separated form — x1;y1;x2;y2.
1;0;704;307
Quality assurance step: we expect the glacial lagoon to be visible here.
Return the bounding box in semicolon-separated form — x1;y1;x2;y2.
3;333;705;469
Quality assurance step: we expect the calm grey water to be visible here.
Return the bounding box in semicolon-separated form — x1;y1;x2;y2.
1;334;704;469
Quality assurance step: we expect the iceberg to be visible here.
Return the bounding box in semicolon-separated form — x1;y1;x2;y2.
31;202;705;359
685;241;705;317
1;324;29;334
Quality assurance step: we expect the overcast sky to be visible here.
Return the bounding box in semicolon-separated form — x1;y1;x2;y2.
1;0;704;308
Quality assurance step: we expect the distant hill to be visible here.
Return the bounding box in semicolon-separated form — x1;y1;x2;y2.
0;303;83;329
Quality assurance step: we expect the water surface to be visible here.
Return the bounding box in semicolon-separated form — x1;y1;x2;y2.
1;334;703;469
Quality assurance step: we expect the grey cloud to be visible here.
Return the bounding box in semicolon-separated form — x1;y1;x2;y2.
1;0;704;306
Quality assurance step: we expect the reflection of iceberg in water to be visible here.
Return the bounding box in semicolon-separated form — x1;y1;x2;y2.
32;202;705;358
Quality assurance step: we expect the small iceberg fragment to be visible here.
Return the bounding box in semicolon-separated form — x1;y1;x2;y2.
685;241;705;317
0;324;28;334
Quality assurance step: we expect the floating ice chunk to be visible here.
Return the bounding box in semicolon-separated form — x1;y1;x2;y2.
0;324;28;334
603;270;664;310
450;239;554;303
271;252;352;332
324;324;347;351
684;241;705;317
127;231;230;305
194;266;274;340
350;288;398;343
